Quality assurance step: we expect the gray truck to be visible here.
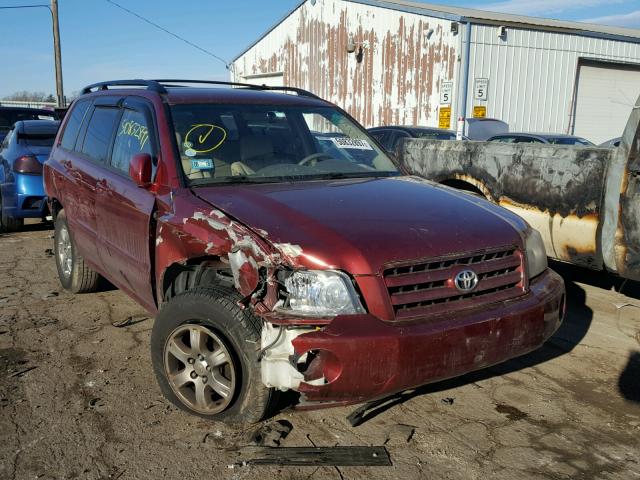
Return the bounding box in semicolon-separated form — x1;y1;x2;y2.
399;96;640;281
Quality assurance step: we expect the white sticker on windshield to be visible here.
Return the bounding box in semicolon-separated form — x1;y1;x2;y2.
331;137;373;150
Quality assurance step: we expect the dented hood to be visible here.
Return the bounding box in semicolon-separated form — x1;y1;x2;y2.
194;176;527;275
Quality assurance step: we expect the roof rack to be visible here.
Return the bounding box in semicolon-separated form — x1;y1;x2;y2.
80;79;321;100
154;79;321;99
81;79;167;95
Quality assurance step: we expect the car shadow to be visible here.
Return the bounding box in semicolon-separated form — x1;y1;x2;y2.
549;260;640;300
619;351;640;403
346;265;594;426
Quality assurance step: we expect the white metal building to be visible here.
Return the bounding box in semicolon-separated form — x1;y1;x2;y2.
231;0;640;144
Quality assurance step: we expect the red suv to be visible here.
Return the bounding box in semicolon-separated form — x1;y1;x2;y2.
44;80;565;423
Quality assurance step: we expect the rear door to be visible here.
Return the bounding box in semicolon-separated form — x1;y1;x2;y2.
96;97;157;309
66;98;121;267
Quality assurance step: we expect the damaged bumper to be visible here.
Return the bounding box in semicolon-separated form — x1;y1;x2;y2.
275;268;564;406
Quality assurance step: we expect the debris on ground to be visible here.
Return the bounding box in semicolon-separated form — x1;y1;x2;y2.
384;424;416;445
441;397;455;406
111;314;149;328
249;419;293;447
234;446;392;467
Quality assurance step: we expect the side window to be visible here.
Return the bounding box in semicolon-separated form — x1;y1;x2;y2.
61;100;91;151
1;128;14;149
80;107;120;163
515;137;540;144
111;109;153;173
493;136;516;143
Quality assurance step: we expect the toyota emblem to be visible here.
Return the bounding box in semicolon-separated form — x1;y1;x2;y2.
454;270;479;292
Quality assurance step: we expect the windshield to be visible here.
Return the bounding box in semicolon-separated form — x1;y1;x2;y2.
546;136;592;145
170;104;399;185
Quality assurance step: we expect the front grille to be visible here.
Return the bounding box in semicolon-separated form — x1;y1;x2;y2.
384;246;525;320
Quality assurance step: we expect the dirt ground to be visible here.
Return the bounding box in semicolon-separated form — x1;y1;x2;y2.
1;221;639;480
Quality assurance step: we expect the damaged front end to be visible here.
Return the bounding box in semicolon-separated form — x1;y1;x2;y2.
158;196;564;409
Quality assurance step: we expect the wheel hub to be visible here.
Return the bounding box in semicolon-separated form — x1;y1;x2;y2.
193;360;208;377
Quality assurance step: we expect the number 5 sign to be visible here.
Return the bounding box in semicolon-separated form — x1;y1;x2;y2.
474;78;489;101
440;81;453;105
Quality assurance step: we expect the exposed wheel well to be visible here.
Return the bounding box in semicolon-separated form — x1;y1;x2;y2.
440;179;486;198
161;258;233;303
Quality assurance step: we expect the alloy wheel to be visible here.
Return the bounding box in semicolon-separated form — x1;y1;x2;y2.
57;224;73;278
164;324;236;415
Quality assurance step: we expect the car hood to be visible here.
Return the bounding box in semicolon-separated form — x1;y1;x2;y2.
194;176;527;275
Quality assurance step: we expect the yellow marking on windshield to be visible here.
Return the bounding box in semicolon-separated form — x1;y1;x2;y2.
185;124;227;153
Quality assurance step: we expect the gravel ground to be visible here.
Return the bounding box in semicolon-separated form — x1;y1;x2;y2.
1;221;639;480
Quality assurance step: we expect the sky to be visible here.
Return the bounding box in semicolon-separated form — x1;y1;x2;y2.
0;0;639;99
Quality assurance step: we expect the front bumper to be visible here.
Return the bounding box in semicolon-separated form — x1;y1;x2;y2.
291;268;565;406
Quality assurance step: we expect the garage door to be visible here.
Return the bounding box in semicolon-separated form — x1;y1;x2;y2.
573;61;640;145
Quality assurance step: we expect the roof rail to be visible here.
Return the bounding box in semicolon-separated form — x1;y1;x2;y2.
153;79;321;99
80;79;322;100
81;80;167;95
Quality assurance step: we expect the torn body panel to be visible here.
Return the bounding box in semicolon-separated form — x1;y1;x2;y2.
602;96;640;281
397;134;637;275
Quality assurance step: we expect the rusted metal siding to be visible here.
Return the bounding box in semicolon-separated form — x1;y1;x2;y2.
467;25;640;134
232;0;459;128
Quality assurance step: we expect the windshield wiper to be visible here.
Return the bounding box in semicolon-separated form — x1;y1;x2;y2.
311;171;400;180
190;175;267;186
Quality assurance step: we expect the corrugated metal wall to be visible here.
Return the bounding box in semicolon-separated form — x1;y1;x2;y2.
233;0;640;133
468;25;640;133
232;0;459;128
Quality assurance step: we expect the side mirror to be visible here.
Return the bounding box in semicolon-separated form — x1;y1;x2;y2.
129;153;152;187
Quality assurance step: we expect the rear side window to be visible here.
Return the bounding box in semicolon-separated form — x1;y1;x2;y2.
111;109;152;173
61;100;91;150
80;107;120;163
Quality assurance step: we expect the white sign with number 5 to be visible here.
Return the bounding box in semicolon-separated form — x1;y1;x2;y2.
440;81;453;105
474;78;489;100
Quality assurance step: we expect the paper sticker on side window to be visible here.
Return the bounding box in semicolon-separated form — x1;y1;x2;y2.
191;159;214;170
331;137;373;150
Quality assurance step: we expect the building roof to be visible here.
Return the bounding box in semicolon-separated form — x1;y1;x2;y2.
232;0;640;63
353;0;640;41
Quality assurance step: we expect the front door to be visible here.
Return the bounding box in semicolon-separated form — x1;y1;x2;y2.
96;98;157;310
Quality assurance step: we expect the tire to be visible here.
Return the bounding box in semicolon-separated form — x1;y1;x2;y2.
54;209;100;293
151;285;276;424
0;192;23;232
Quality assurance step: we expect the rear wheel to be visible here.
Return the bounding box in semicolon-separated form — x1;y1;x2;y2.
151;285;276;423
54;209;100;293
0;193;23;232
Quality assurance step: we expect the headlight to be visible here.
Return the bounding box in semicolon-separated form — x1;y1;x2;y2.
279;270;365;317
524;228;547;279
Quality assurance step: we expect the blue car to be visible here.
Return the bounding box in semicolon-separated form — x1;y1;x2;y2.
0;120;60;231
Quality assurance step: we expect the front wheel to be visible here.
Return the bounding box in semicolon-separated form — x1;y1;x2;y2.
151;285;276;423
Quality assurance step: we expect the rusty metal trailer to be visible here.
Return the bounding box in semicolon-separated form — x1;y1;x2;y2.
398;96;640;280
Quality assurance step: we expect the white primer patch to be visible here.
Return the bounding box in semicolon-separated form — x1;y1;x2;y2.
273;243;304;259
